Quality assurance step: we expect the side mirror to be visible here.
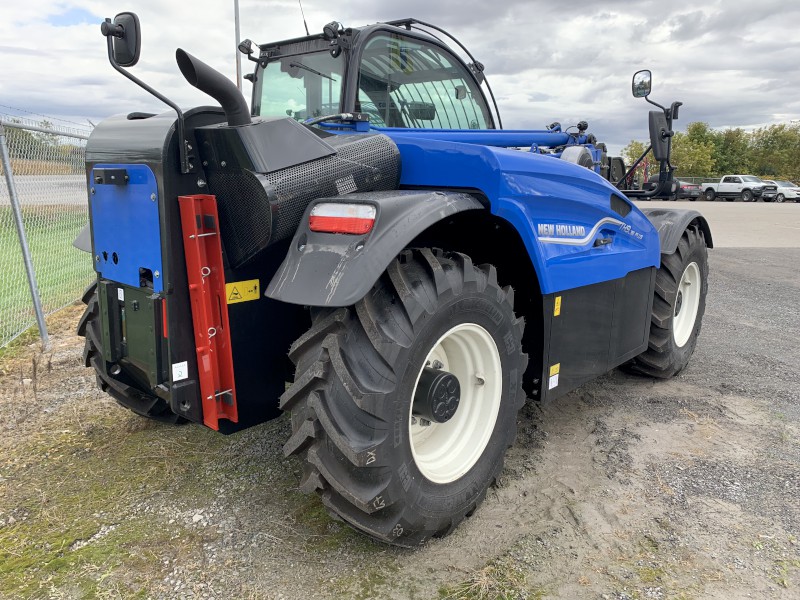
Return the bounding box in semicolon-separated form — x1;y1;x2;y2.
101;12;141;67
632;70;651;98
649;110;671;161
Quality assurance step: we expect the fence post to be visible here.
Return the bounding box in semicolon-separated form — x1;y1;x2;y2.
0;123;50;350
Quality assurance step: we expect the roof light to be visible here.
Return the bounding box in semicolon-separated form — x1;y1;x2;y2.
309;203;376;235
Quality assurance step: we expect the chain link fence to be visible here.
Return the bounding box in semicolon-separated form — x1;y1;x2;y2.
0;117;93;348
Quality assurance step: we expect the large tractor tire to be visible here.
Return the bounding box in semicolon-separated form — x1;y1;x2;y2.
77;282;184;424
627;226;708;378
281;248;527;547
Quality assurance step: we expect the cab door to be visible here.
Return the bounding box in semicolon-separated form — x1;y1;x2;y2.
719;176;739;195
353;30;494;129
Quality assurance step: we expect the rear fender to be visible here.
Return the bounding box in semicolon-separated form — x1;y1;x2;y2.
639;208;713;253
265;190;483;306
73;223;92;252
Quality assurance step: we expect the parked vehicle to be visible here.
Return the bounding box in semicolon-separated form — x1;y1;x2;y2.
677;180;702;200
75;13;711;547
762;180;800;203
644;177;701;201
702;175;775;202
760;181;778;201
642;176;677;200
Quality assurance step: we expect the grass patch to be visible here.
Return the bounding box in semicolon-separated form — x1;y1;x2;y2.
0;403;228;598
0;205;93;347
439;557;533;600
771;559;800;589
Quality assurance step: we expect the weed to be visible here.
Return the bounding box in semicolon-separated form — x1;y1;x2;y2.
439;558;532;600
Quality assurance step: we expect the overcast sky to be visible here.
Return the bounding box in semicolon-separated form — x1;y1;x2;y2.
1;0;799;154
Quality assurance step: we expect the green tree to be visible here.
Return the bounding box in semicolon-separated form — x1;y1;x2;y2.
749;123;800;181
713;127;750;175
2;119;44;159
670;129;715;177
684;121;717;147
621;139;651;185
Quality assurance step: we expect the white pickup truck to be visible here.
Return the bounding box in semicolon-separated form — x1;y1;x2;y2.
702;175;777;202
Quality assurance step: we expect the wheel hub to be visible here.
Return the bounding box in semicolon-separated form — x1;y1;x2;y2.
409;322;503;484
413;367;461;423
675;290;684;316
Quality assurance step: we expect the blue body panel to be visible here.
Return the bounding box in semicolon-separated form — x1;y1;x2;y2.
89;164;164;293
382;134;660;294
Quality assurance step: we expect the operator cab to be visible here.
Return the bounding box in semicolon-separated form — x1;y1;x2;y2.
247;21;497;129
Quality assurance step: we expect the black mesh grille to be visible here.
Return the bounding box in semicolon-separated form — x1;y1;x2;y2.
208;170;273;268
207;133;400;268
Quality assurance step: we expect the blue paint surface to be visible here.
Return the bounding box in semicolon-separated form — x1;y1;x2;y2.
90;164;164;293
380;133;660;294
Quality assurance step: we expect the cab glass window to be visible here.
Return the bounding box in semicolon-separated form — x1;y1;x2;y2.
357;33;491;129
257;52;343;120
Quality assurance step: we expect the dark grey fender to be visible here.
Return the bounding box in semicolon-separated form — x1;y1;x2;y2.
639;208;713;254
265;190;484;306
73;222;92;252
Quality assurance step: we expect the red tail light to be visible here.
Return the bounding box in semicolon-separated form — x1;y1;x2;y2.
309;203;376;235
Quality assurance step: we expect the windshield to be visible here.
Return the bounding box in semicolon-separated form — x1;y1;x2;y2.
741;176;762;183
357;34;490;129
777;181;797;187
256;52;343;120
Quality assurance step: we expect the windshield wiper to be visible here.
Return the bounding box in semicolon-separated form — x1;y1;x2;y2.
289;62;335;81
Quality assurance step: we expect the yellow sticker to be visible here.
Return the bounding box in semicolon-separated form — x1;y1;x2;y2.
554;296;562;317
226;279;260;304
549;363;560;377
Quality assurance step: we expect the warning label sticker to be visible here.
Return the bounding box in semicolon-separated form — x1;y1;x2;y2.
225;279;260;304
554;295;561;316
548;363;560;390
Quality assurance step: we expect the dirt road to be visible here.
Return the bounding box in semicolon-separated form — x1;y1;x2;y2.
1;203;798;599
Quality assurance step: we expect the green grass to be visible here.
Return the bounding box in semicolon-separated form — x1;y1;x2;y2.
0;205;93;346
0;408;228;598
439;557;533;600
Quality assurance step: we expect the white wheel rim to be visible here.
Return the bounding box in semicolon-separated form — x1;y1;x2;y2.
409;323;502;484
673;262;701;348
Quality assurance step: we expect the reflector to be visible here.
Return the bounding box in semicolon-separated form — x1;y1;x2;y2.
309;203;376;234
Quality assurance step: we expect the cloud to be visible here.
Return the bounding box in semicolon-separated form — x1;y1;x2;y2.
0;0;797;155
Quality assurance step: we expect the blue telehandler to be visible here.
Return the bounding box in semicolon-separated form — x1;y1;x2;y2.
77;13;711;546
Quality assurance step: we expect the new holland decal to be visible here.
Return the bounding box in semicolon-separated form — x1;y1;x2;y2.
536;217;643;245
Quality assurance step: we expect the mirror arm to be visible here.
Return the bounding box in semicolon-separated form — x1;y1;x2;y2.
104;33;191;174
644;95;666;113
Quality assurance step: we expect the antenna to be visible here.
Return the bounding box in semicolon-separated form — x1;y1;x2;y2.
298;0;310;35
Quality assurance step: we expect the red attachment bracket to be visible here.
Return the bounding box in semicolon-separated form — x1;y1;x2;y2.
178;194;238;430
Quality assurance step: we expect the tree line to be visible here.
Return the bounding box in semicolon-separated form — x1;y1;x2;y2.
1;119;85;175
622;121;800;183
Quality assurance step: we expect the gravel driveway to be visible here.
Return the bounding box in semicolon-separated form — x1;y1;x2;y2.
0;204;798;599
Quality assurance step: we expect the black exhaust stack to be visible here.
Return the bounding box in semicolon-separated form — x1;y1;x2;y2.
176;48;251;127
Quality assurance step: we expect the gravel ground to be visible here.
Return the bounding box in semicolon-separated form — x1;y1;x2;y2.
1;247;798;599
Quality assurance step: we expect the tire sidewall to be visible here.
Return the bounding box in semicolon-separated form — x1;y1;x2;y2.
385;288;520;520
666;238;708;368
